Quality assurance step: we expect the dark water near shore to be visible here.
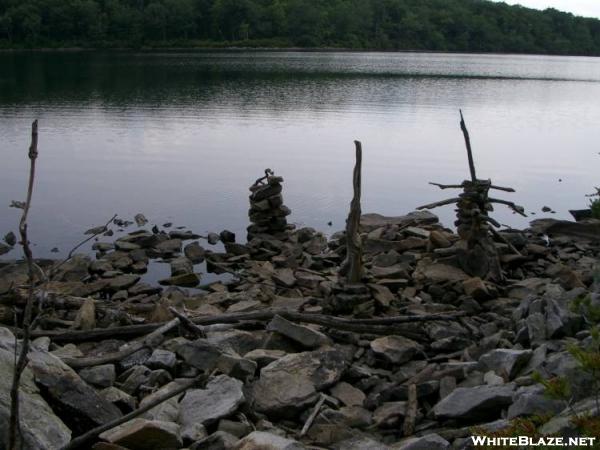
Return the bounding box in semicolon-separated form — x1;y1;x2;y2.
1;51;600;265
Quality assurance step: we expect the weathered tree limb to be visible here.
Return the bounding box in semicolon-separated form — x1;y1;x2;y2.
402;384;418;436
429;182;514;193
9;120;38;450
299;393;326;437
416;197;460;210
429;182;464;190
61;375;205;450
60;318;180;369
490;228;523;257
340;141;363;283
488;198;527;217
26;310;466;343
168;307;206;338
459;110;477;182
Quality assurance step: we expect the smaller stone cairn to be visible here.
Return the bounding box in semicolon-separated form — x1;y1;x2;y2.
247;169;291;240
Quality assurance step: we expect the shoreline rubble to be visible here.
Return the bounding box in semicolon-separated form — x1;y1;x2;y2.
2;202;600;448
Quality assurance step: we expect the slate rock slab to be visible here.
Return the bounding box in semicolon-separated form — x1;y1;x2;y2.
433;384;516;420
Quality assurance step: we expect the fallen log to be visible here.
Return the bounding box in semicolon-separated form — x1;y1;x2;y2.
60;318;180;369
23;309;466;343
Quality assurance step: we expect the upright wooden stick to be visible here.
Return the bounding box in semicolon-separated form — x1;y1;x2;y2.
341;141;363;283
8;120;38;450
459;110;477;182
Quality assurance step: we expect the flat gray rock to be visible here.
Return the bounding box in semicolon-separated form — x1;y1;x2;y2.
0;329;71;450
433;384;516;420
370;335;423;365
266;314;331;348
395;433;450;450
179;375;245;437
99;418;182;450
478;349;532;380
234;431;305;450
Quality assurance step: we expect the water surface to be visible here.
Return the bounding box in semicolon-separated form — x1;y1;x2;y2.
1;51;599;262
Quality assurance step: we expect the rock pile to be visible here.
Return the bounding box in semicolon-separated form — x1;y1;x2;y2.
1;211;600;449
247;170;291;240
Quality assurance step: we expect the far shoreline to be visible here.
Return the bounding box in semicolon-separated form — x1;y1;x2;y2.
1;46;599;59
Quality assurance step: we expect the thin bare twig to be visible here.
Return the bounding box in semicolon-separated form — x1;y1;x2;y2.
8;120;38;450
459;110;477;182
48;213;117;279
299;394;326;437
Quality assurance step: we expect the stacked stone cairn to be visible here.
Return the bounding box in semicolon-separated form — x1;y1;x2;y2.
247;169;291;240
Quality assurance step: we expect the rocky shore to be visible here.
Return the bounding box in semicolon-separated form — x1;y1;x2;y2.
1;201;600;449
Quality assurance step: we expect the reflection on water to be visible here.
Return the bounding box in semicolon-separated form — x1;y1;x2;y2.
1;51;599;260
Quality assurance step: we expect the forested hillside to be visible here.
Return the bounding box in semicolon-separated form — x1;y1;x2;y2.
1;0;600;55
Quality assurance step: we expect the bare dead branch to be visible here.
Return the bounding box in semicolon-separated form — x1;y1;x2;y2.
9;120;38;450
60;318;180;369
488;198;527;217
340;140;363;283
416;197;461;210
459;110;477;182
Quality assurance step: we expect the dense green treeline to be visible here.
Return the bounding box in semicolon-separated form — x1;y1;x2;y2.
1;0;600;55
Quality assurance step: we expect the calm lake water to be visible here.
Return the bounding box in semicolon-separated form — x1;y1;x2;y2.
1;51;600;263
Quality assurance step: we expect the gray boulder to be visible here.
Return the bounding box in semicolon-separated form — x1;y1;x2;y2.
98;418;182;450
433;384;516;420
370;336;423;364
179;375;245;440
27;346;122;434
252;348;348;418
507;386;566;420
234;431;305;450
266;315;330;349
478;349;532;380
0;329;71;450
395;433;450;450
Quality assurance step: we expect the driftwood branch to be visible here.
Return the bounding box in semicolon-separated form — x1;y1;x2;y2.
459;110;477;182
168;307;206;338
61;375;205;450
416;197;460;210
402;384;418;436
8;120;38;450
299;394;326;437
27;310;466;343
60;318;180;369
488;198;527;217
429;182;515;193
340;141;363;283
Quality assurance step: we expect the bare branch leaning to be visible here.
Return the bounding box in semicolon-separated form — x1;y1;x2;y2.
8;120;39;450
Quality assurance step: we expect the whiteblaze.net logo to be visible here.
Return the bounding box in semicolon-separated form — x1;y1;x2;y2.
471;436;597;447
